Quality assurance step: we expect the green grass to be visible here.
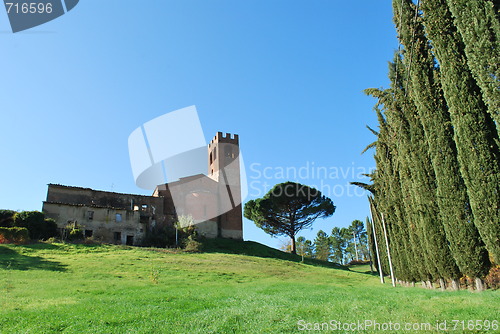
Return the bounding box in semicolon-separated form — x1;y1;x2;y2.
0;242;498;333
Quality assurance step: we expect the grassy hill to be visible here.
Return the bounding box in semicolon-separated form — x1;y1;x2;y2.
0;242;498;333
201;238;347;269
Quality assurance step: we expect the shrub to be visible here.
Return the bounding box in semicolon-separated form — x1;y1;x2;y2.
45;237;62;244
141;226;176;248
176;221;197;240
175;220;203;252
13;211;58;240
0;210;16;227
69;228;84;240
0;227;29;244
485;266;500;290
61;221;85;241
42;218;59;239
183;236;203;253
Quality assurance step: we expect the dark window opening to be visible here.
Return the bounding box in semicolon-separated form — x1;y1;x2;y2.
126;235;134;246
140;215;149;224
85;230;93;238
87;211;94;220
225;145;234;158
114;232;121;242
209;151;213;164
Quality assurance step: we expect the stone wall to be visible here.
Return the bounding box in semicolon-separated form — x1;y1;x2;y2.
43;202;146;245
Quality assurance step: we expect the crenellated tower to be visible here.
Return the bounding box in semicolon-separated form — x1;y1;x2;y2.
208;132;243;239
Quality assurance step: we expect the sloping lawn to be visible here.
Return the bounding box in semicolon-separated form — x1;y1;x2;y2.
0;243;498;333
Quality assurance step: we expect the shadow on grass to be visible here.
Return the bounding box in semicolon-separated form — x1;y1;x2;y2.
0;245;67;272
347;264;380;276
200;238;349;271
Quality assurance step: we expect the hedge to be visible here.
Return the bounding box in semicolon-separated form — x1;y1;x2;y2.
0;227;29;244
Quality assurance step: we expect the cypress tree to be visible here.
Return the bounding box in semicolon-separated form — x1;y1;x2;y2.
379;145;419;283
397;58;461;282
367;87;444;283
366;106;427;282
444;0;500;132
378;60;461;283
393;0;491;280
420;0;500;263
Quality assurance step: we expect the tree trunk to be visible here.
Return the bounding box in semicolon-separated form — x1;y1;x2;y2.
368;248;374;274
426;280;434;289
291;236;296;255
451;279;460;291
439;278;446;291
475;277;485;292
353;231;359;261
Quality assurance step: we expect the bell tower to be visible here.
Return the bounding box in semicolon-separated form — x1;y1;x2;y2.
207;132;243;239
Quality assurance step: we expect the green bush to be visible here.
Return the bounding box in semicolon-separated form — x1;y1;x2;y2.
183;236;203;253
0;210;16;227
13;211;58;240
141;225;176;248
62;222;84;241
0;227;29;244
68;228;84;241
178;222;202;252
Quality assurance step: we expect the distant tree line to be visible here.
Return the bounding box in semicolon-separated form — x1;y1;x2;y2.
287;220;370;265
354;0;499;290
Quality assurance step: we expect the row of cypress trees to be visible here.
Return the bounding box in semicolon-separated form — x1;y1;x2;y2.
357;0;499;290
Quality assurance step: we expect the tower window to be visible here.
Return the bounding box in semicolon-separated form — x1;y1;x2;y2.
87;211;94;221
115;213;122;222
225;145;234;158
209;151;213;164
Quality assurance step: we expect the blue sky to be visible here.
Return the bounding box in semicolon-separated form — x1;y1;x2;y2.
0;0;395;249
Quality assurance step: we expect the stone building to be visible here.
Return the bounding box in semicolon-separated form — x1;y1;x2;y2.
42;132;243;245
